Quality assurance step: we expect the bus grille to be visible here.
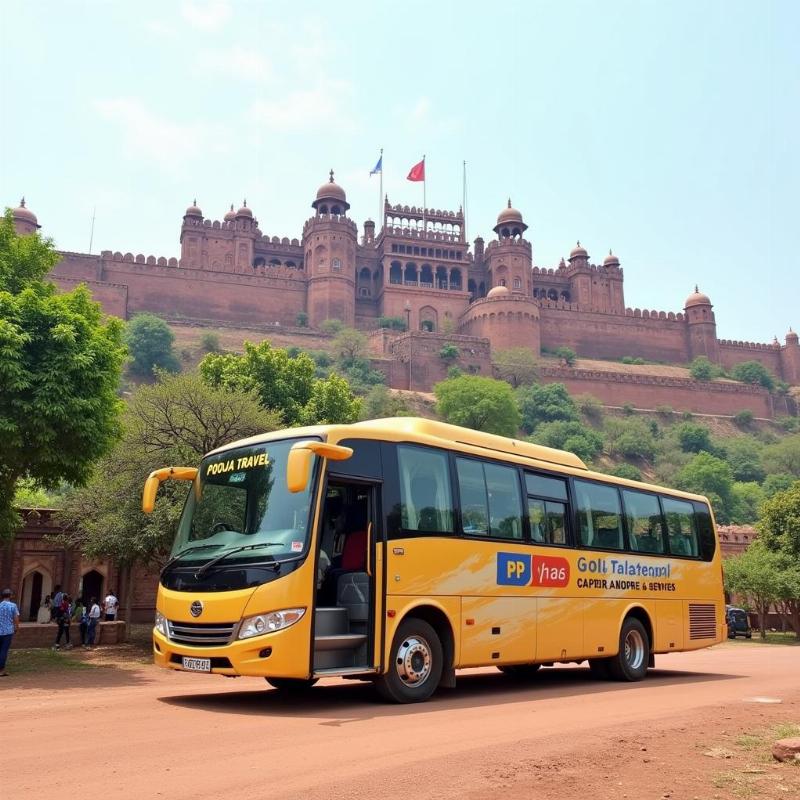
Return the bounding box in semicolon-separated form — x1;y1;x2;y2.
688;604;717;639
167;620;236;647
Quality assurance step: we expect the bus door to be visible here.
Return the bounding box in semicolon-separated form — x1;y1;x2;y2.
313;479;383;675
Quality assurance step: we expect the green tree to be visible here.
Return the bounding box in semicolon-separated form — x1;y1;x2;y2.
377;316;407;331
360;385;410;420
761;435;800;477
57;373;280;615
332;327;368;361
730;360;775;391
517;383;578;433
554;346;577;366
729;481;765;525
721;436;765;483
605;418;657;461
675;452;734;523
609;463;643;481
723;541;785;638
689;356;718;381
295;311;308;327
733;409;754;428
528;420;604;463
435;375;521;437
575;394;604;424
675;422;714;454
320;318;344;335
493;347;538;388
125;313;180;375
757;482;800;558
439;343;460;362
200;331;220;353
0;210;125;539
299;373;362;425
762;474;797;498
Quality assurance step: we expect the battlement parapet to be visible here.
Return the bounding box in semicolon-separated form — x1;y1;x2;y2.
255;235;302;249
462;294;540;314
485;238;532;254
302;215;358;236
532;266;569;276
382;226;464;244
624;307;684;322
384;201;464;222
718;339;780;350
565;262;623;277
104;251;178;267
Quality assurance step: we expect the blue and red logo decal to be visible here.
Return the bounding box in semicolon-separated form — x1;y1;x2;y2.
497;552;570;587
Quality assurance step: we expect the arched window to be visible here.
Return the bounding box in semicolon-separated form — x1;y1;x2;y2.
499;278;507;287
449;268;462;290
547;289;558;301
253;257;266;268
390;261;402;284
404;262;418;284
513;277;522;289
332;258;342;271
560;290;571;302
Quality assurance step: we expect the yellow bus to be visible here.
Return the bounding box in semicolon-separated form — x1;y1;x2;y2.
143;417;725;703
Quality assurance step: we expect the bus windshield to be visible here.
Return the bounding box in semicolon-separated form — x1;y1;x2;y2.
169;438;317;568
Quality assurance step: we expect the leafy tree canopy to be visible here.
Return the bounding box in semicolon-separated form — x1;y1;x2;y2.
730;360;775;391
757;482;800;558
124;313;180;376
729;481;765;525
609;463;643;482
517;383;578;433
435;375;521;437
528;420;604;463
493;347;538;388
761;435;800;477
604;417;657;462
57;372;281;566
360;385;411;420
0;210;125;540
675;422;714;454
675;451;734;522
332;327;368;361
762;473;798;499
720;436;765;483
689;356;719;381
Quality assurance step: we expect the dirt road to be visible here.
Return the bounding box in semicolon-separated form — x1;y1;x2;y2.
2;644;799;800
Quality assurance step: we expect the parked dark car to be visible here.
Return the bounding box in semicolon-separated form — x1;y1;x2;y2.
726;606;752;639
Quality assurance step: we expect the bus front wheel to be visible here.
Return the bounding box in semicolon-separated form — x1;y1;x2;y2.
266;677;318;692
609;617;650;682
377;618;443;703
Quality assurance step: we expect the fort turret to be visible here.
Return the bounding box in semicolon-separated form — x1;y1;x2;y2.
485;199;532;295
303;171;358;327
780;328;800;385
12;197;40;236
684;286;720;363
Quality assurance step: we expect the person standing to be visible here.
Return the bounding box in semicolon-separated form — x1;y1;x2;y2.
72;597;88;646
103;590;119;622
37;594;51;624
0;588;21;677
51;584;63;621
53;593;73;650
86;596;101;647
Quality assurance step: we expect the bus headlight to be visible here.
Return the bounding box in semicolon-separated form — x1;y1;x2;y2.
154;611;168;637
238;608;306;639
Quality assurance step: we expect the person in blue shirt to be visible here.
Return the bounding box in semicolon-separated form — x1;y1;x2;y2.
0;587;21;677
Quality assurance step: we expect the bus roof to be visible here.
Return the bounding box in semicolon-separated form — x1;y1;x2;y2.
207;416;710;506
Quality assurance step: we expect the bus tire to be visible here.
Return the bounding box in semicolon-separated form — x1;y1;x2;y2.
498;664;541;678
376;618;443;704
266;677;318;691
608;617;650;682
588;658;611;680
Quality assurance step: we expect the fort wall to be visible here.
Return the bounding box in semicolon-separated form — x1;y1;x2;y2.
718;340;783;374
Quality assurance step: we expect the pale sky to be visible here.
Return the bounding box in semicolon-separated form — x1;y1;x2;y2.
1;0;797;344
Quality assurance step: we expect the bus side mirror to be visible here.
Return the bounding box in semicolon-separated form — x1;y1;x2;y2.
287;441;353;493
142;467;199;514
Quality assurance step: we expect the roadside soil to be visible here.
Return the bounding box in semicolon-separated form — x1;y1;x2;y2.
1;642;798;800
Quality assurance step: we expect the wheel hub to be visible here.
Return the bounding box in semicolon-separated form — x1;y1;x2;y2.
624;629;645;670
395;635;432;687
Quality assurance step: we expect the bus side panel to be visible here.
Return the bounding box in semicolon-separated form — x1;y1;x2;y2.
536;598;584;661
460;596;536;667
655;599;684;652
581;597;620;657
681;598;725;651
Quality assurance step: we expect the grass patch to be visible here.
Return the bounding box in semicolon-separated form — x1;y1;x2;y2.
7;648;95;675
727;632;800;646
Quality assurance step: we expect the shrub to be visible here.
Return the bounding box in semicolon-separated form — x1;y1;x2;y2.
377;316;407;331
621;356;645;365
528;420;604;463
320;318;344;335
762;473;798;498
689;356;718;381
200;331;220;353
605;418;657;461
360;385;410;420
609;463;642;481
730;361;775;391
439;344;460;362
435;375;521;437
655;405;674;419
722;436;765;483
575;393;604;423
517;383;579;433
295;311;308;328
733;409;754;428
179;348;192;362
554;346;577;366
622;403;635;415
124;313;180;376
675;422;714;454
447;366;463;379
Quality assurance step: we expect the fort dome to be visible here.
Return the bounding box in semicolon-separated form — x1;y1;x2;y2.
493;198;528;236
236;201;253;218
487;285;510;298
496;199;523;226
569;241;588;259
786;328;798;343
185;199;202;217
224;204;236;222
603;250;620;266
312;170;350;212
685;286;711;307
12;197;39;227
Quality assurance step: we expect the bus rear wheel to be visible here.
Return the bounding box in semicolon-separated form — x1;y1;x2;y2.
376;618;443;704
266;677;318;692
608;617;650;682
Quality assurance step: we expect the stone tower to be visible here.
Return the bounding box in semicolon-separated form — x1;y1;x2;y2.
486;199;532;295
684;287;721;363
303;171;358;327
780;328;800;385
564;242;624;312
11;198;40;236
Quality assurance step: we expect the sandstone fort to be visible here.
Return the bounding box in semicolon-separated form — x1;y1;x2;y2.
9;177;799;418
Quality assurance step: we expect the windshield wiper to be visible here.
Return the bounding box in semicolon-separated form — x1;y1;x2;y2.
161;544;224;575
194;543;285;578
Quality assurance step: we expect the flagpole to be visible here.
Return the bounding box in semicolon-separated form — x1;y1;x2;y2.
462;160;467;242
422;154;426;233
378;147;383;232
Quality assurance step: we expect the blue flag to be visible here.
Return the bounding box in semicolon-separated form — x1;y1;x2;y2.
370;155;382;176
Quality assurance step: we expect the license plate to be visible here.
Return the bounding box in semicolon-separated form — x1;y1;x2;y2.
182;657;211;672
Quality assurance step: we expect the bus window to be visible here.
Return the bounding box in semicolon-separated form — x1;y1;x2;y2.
662;496;699;557
397;446;454;534
456;458;522;539
622;490;665;554
525;473;568;501
693;501;717;561
528;498;567;545
575;480;624;550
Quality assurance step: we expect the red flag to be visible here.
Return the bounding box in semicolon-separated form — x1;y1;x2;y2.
407;158;425;182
